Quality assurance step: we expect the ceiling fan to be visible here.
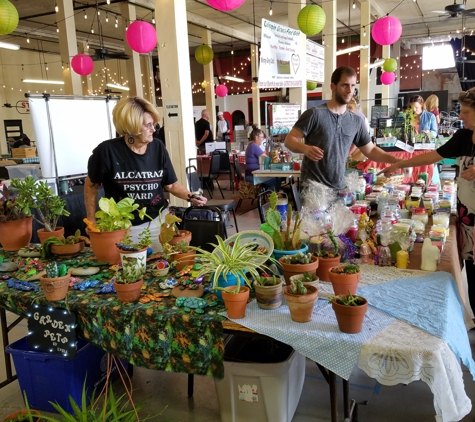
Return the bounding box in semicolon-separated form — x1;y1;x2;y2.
432;1;475;18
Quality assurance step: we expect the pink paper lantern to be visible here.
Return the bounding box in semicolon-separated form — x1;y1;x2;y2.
125;20;157;54
205;0;245;11
71;54;94;76
372;16;402;46
216;84;228;97
380;71;396;85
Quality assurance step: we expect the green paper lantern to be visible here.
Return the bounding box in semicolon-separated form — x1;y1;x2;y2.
297;5;326;36
0;0;18;36
383;58;397;73
195;44;214;65
307;81;317;91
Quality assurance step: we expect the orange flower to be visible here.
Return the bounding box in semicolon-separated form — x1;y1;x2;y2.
83;218;100;232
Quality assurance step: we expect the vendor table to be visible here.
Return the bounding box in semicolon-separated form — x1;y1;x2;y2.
252;169;300;185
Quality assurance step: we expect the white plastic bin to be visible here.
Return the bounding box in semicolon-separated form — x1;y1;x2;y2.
214;336;306;422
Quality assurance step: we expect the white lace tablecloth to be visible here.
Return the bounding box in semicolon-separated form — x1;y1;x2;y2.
318;264;474;422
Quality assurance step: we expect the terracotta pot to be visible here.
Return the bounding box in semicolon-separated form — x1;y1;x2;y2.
114;278;143;303
315;255;341;282
0;217;33;251
119;247;148;275
222;286;250;319
289;273;319;292
254;279;283;310
279;255;319;285
37;226;65;244
284;285;318;323
331;296;368;334
171;250;196;271
2;409;42;422
328;266;361;296
51;241;85;258
168;230;192;246
39;271;71;302
86;228;127;264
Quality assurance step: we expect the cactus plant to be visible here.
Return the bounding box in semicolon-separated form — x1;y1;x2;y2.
290;279;307;295
45;262;68;278
281;251;312;264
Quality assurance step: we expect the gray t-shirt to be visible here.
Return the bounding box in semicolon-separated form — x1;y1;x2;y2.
293;104;371;189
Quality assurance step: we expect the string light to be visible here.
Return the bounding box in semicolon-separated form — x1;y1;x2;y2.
56;24;59;33
115;17;118;28
26;33;30;43
84;10;87;19
91;28;94;34
97;10;100;15
152;17;155;24
54;2;58;12
352;0;356;9
106;13;108;22
45;63;48;71
269;0;273;15
106;0;110;4
322;35;325;45
342;37;345;43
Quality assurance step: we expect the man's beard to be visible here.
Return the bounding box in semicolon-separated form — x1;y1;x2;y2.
335;91;352;106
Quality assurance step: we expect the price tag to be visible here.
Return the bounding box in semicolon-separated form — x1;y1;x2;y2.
395;140;415;153
27;304;77;359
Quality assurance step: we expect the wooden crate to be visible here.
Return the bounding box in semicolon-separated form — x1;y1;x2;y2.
11;147;36;158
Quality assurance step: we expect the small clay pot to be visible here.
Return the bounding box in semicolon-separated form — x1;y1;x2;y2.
171;250;196;271
254;279;283;310
315;255;341;282
168;230;192;246
2;409;42;422
222;286;250;319
331;296;368;334
279;255;319;285
284;285;318;323
328;266;361;296
0;217;33;251
51;241;85;258
37;226;65;244
114;279;143;303
289;273;319;292
39;271;71;302
87;228;127;264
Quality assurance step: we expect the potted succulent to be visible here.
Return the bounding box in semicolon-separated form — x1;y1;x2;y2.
41;229;90;259
328;264;361;296
279;251;319;285
10;176;70;243
116;228;152;274
329;292;368;334
315;230;341;282
84;197;140;264
3;394;41;422
254;273;283;310
195;233;272;317
283;279;318;323
114;255;144;303
0;184;33;251
289;271;319;290
39;262;71;302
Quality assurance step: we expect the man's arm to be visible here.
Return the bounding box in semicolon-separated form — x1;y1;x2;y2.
284;128;324;161
359;142;400;164
196;130;210;147
84;176;99;223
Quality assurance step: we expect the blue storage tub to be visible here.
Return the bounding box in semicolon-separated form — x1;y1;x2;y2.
6;336;127;413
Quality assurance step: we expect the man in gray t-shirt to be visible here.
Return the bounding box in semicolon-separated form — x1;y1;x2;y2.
285;66;400;190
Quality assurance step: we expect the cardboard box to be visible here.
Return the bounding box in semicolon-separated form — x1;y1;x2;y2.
11;147;36;158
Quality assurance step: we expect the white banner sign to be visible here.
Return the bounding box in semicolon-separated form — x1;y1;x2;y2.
270;104;301;134
258;19;304;88
306;40;324;83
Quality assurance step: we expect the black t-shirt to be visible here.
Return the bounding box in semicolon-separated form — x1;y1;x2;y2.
88;137;178;225
437;129;473;158
195;118;213;144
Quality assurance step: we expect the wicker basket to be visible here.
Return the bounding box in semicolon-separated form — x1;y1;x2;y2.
375;174;404;186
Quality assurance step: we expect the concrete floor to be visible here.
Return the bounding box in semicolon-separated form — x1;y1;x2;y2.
1;189;475;421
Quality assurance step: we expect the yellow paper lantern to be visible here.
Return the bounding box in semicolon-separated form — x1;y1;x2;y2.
307;81;317;91
297;5;326;36
383;58;397;73
195;45;214;65
201;81;208;89
0;0;18;35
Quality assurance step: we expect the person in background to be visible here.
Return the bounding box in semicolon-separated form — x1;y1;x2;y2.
245;125;280;191
425;94;440;129
85;96;206;251
216;111;231;152
347;97;370;133
379;88;475;312
284;66;399;190
408;95;438;137
195;109;214;154
13;134;31;148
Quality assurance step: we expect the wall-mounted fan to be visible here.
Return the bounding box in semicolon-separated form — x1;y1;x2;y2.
432;1;475;18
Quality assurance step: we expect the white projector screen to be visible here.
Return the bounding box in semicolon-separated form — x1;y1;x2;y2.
29;97;117;178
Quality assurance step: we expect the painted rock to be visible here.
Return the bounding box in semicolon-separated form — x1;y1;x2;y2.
0;262;18;272
71;266;101;276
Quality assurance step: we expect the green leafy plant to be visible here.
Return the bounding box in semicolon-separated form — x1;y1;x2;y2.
281;251;312;264
116;228;152;251
403;105;417;143
92;197;140;232
41;230;90;259
0;184;29;222
265;191;302;251
115;257;144;284
195;234;273;293
330;264;360;275
328;291;366;306
289;279;307;295
316;230;339;258
10;176;70;232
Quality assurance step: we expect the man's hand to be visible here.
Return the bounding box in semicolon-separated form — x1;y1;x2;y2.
378;162;400;178
304;145;324;161
461;165;475;181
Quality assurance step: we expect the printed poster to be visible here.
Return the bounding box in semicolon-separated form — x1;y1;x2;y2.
306;40;324;83
258;18;305;88
270;104;301;135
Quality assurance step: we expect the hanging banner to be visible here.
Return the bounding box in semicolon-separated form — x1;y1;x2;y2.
306;40;324;83
258;19;305;88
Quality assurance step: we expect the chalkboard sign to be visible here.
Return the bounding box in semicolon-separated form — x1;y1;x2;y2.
27;303;77;359
370;105;389;128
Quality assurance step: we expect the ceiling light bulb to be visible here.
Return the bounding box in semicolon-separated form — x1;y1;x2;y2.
26;35;30;43
84;11;87;19
352;1;356;9
55;2;58;12
97;10;100;15
269;5;273;15
91;28;94;33
56;26;59;33
107;0;110;4
152;17;155;24
106;13;108;22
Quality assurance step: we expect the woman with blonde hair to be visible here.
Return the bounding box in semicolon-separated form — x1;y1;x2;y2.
425;94;440;128
408;95;438;137
85;96;206;251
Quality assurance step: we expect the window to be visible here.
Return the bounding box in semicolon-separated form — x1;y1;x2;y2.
422;45;455;71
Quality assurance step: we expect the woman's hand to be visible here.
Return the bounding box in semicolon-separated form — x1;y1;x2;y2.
378;162;401;178
461;165;475;181
189;195;207;206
